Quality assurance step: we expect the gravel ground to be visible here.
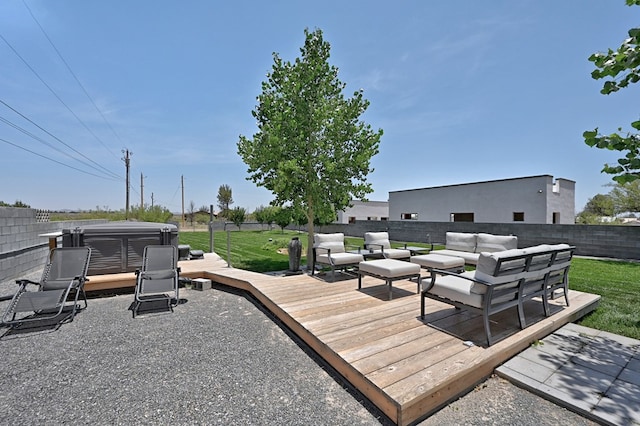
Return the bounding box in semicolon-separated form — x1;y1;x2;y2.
0;278;598;425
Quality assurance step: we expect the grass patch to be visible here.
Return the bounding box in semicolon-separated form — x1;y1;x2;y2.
179;230;640;339
569;257;640;339
179;230;308;273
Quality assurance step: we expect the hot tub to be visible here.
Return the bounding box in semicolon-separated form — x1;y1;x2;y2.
62;221;178;275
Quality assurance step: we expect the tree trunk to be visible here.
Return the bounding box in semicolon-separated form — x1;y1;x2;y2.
306;201;315;272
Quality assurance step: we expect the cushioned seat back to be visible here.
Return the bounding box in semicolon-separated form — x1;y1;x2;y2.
445;232;476;252
364;232;391;249
547;244;573;269
476;233;518;253
474;248;529;284
314;233;346;254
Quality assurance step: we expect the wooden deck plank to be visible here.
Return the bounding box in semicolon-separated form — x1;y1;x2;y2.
318;306;420;345
85;253;601;426
340;318;448;364
351;330;457;376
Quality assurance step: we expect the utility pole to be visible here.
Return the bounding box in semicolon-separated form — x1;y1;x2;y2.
122;149;132;219
181;175;185;228
140;173;144;208
151;192;154;208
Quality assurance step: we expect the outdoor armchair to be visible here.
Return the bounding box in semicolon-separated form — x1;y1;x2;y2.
363;232;411;260
312;233;364;281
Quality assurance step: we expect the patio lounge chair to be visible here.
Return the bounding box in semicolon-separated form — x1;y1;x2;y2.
312;233;364;281
2;247;91;327
363;232;411;260
132;245;180;318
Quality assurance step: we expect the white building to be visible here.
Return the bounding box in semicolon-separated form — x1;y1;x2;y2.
335;200;389;224
389;175;575;224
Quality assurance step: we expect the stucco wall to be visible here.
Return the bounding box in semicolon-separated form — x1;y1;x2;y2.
336;200;389;224
547;178;575;224
389;175;575;224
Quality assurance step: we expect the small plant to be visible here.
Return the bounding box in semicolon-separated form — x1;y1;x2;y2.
531;339;544;347
261;238;289;251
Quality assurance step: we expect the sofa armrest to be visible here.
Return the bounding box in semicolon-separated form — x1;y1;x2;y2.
363;242;384;252
423;268;487;293
314;247;331;255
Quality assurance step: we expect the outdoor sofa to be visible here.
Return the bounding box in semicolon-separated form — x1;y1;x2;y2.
421;244;574;346
434;232;518;266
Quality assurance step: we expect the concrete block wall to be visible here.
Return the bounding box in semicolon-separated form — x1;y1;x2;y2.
315;220;640;260
0;207;106;284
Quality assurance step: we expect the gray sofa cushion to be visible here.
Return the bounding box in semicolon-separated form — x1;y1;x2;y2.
379;248;412;259
314;233;346;254
476;233;517;253
445;232;476;252
435;249;480;265
316;252;363;266
364;232;392;249
358;258;420;278
428;274;484;308
474;248;529;284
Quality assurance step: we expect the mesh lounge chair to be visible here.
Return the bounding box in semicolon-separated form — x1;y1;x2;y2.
132;245;180;318
2;247;91;327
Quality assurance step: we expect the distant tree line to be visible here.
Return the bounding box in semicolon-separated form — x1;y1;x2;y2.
577;180;640;223
0;200;31;208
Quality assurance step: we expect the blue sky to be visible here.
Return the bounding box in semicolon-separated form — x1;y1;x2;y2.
0;1;638;214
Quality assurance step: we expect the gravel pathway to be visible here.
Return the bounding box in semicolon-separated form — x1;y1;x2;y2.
0;280;598;425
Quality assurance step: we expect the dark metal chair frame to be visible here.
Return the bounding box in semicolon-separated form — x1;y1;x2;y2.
2;247;92;327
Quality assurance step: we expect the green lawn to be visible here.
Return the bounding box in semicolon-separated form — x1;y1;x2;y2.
568;257;640;339
180;229;308;272
179;230;640;339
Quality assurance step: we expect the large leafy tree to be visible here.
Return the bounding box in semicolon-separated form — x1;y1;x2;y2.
584;0;640;183
237;28;382;261
582;193;616;216
608;180;640;212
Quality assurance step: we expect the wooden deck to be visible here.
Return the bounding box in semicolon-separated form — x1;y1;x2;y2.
87;254;600;425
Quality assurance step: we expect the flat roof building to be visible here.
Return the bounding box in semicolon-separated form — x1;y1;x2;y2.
389;175;575;224
335;200;389;224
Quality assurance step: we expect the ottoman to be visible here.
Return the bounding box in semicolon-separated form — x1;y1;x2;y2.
410;253;465;273
358;259;421;300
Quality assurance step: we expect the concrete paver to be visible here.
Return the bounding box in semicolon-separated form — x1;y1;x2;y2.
497;322;640;426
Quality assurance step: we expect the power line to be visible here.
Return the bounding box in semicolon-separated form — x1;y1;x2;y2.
0;32;119;164
0;99;122;180
21;0;123;160
0;137;119;180
0;114;116;178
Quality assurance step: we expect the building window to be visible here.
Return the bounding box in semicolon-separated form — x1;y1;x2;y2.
553;212;560;224
513;212;525;222
367;216;378;221
401;213;418;220
381;217;388;221
451;213;474;222
348;216;356;224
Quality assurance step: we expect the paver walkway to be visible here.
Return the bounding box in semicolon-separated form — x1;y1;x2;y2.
496;322;640;425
